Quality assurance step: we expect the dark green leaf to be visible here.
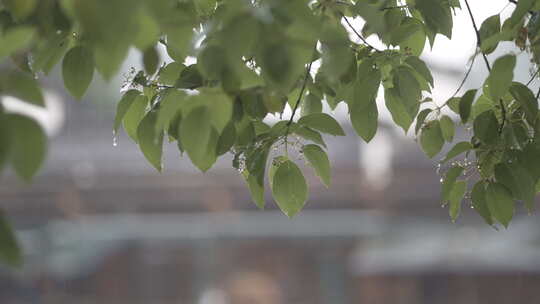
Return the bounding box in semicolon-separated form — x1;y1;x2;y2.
509;82;538;125
217;122;236;155
420;120;444;158
486;182;515;228
495;162;535;211
473;110;499;145
471;181;493;225
459;89;477;123
487;54;516;101
0;212;21;267
143;46;160;75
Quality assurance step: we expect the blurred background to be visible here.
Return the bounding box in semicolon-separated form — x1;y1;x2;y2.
2;1;540;303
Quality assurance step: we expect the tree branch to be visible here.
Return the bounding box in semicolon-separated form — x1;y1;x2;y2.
464;0;508;134
340;12;382;52
464;0;491;72
439;52;478;109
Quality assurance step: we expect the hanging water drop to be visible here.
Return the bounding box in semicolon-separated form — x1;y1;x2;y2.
112;131;119;147
440;178;444;183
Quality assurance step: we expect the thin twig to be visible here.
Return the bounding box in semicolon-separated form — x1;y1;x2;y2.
449;52;478;100
464;0;491;72
284;58;314;154
287;62;314;127
340;12;382;52
526;66;540;86
464;0;509;134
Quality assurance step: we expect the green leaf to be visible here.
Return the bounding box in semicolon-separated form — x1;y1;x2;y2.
486;182;515;228
351;99;378;142
32;33;71;75
420;120;444;158
471;181;494;226
143;46;160;75
509;82;538;125
0;26;35;59
271;160;308;218
137;111;164;172
441;141;473;163
459;89;477;123
216;121;236;156
385;88;414;133
479;14;501;54
441;165;464;202
301;93;322;116
495;162;535;211
3;0;37;19
62;46;95;99
303;144;331;187
122;95;148;142
508;0;536;27
439;115;454;142
487;54;516;101
0;71;44;107
155;90;186;133
6;114;47;181
298;113;345;136
405;56;433;87
449;180;466;222
415;108;432;134
0;212;21;267
393;66;421;107
180;106;212;171
399;18;426;56
114;90;140;133
473;110;499;145
159;62;185;86
294;126;327;148
350;63;381;141
415;0;453;39
243;170;265;209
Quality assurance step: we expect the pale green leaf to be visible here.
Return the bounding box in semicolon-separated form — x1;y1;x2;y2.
271;160;308;218
62;46;95;99
137;111;164;172
298;113;345;136
303;144;331;187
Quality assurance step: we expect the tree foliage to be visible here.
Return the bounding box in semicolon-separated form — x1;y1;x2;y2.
2;0;540;264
